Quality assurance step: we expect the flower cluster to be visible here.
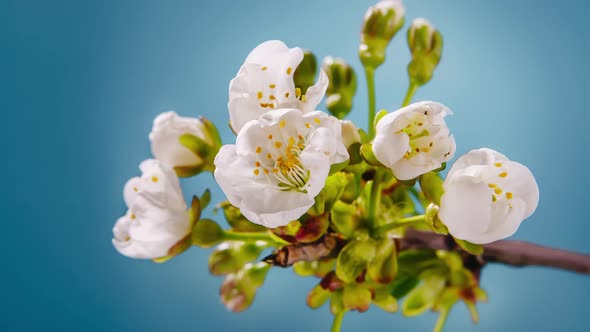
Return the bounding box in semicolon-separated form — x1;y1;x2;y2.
111;1;541;332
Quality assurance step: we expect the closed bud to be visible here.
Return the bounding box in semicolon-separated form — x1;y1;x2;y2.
336;239;376;283
322;57;357;119
307;284;332;309
359;0;406;69
330;201;359;237
367;238;398;284
373;286;398;313
294;50;318;94
407;18;443;86
419;171;444;206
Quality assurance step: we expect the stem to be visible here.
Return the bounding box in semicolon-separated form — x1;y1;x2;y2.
365;67;377;138
433;308;451;332
367;170;383;229
402;81;418;107
331;311;346;332
375;215;426;235
223;231;287;247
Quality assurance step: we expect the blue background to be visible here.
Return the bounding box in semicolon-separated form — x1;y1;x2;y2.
2;0;589;331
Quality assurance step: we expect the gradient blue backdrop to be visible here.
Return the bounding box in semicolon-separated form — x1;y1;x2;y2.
2;0;589;331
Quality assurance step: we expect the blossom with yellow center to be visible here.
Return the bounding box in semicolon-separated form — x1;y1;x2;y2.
214;109;349;228
228;40;329;133
373;101;456;180
112;159;190;259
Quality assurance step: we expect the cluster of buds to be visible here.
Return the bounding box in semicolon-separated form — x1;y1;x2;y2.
407;18;443;86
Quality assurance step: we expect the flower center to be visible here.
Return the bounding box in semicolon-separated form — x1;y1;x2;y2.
486;162;513;207
397;115;434;159
252;125;310;193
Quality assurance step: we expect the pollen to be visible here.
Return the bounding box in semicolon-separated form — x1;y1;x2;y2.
133;187;138;192
261;66;268;71
298;134;303;140
279;120;286;128
151;176;159;183
285;92;290;98
269;84;276;89
488;183;497;188
275;141;283;148
288;137;295;145
295;88;302;97
286;67;292;75
313;118;321;124
301;95;307;102
267;134;273;140
256;146;262;153
269;95;276;100
130;214;136;220
506;192;513;199
494;188;503;195
253;169;260;175
263;168;269;174
417;122;423;126
499;172;508;178
305;123;311;128
255;161;261;167
494;162;503;167
257;91;263;100
267;153;272;159
269;104;275;109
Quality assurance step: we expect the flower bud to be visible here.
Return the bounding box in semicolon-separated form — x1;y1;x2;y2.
419;171;444;206
307;284;332;309
373;286;398;313
294;50;318;94
407;18;443;86
330;201;359;238
359;0;406;69
402;275;446;317
150;112;221;177
322;57;357;119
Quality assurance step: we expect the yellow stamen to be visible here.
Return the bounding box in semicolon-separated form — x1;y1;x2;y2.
256;146;262;153
494;162;502;167
275;141;283;148
494;188;503;195
257;91;263;100
253;169;260;175
506;192;513;199
269;84;276;89
151;176;158;183
499;172;508;178
261;66;268;71
286;67;292;75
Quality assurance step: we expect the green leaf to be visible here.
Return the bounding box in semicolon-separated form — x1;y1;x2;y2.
454;238;483;255
336;239;376;283
189;195;201;227
391;274;421;299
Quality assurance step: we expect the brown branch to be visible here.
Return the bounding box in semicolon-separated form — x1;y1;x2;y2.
263;230;590;275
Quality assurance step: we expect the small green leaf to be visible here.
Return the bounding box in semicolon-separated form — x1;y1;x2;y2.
342;284;372;312
391;274;421;299
455;238;483;255
192;219;223;248
189;195;201;226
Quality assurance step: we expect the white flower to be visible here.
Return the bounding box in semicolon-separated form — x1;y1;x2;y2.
228;40;329;133
438;148;539;244
112;159;191;259
214;109;349;228
373;101;456;180
149;111;208;168
341;120;361;149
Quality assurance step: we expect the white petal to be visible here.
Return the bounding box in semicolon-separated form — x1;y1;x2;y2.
390;157;438;180
123;177;141;207
301;69;329;113
439;173;493;242
373;132;409;168
341;120;361;149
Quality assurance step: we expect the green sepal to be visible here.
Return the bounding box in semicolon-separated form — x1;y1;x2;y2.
208;241;265;275
152;234;192;263
199;189;211;210
336;239;376;283
307;284;331;309
294;50;318;94
419;171;444;206
189;195;201;227
360;143;384;166
373;287;398;313
220;201;266;233
330;201;359;238
347;142;363;165
374;109;388;127
329;159;350;175
454;238;484;255
174;164;209;177
367;237;398;284
425;203;448;234
342;284;372;312
191;219;223;248
179;133;212;159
